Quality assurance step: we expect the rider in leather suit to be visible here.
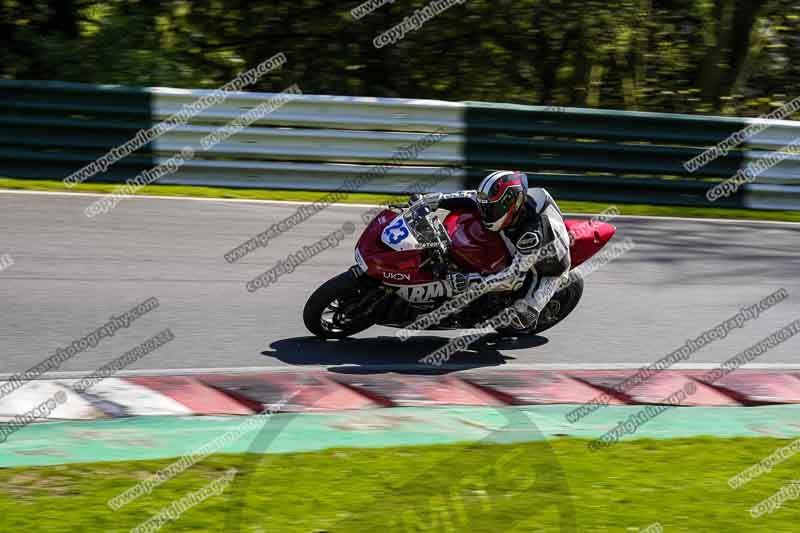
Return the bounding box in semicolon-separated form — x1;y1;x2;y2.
410;170;571;331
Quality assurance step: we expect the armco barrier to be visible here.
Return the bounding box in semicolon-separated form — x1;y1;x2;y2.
2;80;800;209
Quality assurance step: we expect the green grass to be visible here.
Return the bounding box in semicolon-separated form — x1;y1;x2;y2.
1;438;799;532
2;177;799;222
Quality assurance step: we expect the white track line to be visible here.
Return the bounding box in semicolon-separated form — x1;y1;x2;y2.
0;362;798;380
2;188;800;226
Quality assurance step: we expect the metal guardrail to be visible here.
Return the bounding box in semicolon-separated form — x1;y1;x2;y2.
2;80;800;209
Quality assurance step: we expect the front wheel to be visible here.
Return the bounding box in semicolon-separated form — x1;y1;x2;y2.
303;271;377;339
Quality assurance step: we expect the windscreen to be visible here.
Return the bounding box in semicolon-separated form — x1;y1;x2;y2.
403;203;450;251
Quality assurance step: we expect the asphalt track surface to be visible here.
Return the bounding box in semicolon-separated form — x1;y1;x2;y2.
2;190;800;377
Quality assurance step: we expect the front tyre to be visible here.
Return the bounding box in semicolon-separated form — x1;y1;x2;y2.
303;271;377;339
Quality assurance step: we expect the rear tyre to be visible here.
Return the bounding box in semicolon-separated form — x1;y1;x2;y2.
303;271;377;339
532;271;584;334
497;270;584;336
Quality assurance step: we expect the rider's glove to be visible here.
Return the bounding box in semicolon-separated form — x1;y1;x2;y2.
510;300;539;331
408;193;424;206
408;192;442;210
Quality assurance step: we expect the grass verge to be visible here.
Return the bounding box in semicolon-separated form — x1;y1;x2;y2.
1;177;799;222
1;437;798;532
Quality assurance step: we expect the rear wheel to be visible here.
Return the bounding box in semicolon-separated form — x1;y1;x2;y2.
303;271;377;339
497;271;584;336
533;271;583;333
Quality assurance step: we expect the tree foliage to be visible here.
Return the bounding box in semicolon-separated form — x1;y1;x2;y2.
2;0;798;116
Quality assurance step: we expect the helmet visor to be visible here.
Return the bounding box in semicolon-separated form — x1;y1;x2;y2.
477;187;519;227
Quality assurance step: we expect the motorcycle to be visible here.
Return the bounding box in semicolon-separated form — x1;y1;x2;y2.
303;200;616;340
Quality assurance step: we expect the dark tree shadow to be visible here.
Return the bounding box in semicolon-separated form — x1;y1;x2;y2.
261;334;549;375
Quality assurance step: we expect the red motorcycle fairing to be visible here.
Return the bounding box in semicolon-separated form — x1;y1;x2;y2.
565;219;616;268
443;210;617;271
357;208;616;284
444;210;510;274
356;209;434;285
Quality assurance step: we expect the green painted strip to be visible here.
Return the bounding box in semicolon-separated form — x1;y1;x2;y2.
2;405;799;468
